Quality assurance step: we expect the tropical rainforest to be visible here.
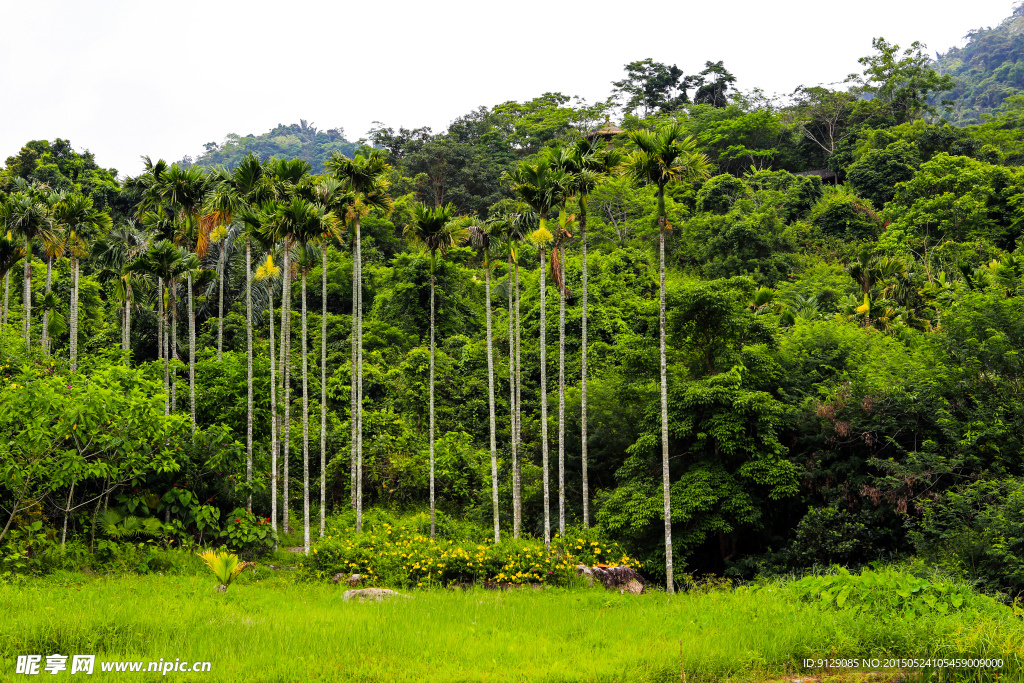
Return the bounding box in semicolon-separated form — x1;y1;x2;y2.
3;14;1024;602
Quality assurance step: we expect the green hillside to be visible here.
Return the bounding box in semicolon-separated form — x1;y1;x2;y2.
935;5;1024;122
180;119;359;172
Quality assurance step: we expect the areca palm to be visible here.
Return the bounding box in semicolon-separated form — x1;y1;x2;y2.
0;232;25;328
404;202;465;541
266;158;314;534
207;153;271;498
309;177;354;537
553;139;622;528
275;196;337;553
51;194;112;371
156;164;211;431
466;220;501;543
489;205;536;538
128;239;189;413
254;251;282;535
327;149;392;533
92;223;153;356
0;185;56;348
625;124;712;593
506;155;571;546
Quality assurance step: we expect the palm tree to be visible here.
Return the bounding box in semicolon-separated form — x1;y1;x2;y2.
267;158;314;534
466;220;500;543
51;194;112;371
554;139;622;528
505;156;571;544
309;177;353;537
0;232;24;328
552;210;574;538
128;240;189;412
156;164;211;431
254;251;282;535
39;228;66;355
490;206;536;538
92;223;153;357
327;150;392;533
625;123;712;593
528;224;554;548
0;184;56;348
404;202;465;540
275;196;336;553
207;153;271;500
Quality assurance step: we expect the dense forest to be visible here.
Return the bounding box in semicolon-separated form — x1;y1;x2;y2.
3;18;1024;595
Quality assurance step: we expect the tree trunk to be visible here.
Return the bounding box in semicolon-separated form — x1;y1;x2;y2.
218;242;225;362
61;480;74;548
559;245;566;532
508;254;517;539
246;238;254;508
42;257;52;354
161;280;169;415
2;269;9;327
320;244;327;537
355;217;364;533
171;279;178;413
188;273;196;432
581;211;589;529
157;277;164;368
485;253;499;543
514;257;522;538
269;284;278;535
349;241;358;509
539;244;550;549
71;257;79;372
282;240;291;534
23;238;31;348
658;189;674;594
302;267;310;554
124;280;132;355
429;261;436;541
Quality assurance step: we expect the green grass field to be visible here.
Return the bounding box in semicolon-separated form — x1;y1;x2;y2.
2;567;1022;682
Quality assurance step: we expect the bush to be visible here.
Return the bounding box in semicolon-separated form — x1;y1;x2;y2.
808;186;882;240
302;513;636;588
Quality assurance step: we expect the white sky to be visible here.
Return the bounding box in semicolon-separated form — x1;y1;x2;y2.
0;0;1017;177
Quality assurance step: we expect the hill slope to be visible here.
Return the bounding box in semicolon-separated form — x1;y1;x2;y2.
180;119;358;172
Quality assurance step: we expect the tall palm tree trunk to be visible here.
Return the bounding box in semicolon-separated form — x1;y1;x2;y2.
485;255;499;543
70;257;79;372
302;268;310;553
22;240;32;348
218;245;225;362
558;245;566;534
42;257;53;354
282;241;292;534
657;191;674;594
246;238;254;507
171;280;178;412
429;260;436;541
512;252;520;540
269;284;278;535
2;270;9;326
581;213;589;528
349;242;358;509
157;277;164;364
320;245;327;537
514;259;522;538
539;244;550;549
188;274;196;431
355;218;364;533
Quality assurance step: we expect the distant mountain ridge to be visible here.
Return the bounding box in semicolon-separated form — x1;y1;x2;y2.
935;4;1024;123
179;119;358;173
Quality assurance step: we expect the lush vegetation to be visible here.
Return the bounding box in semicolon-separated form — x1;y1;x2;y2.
4;8;1024;651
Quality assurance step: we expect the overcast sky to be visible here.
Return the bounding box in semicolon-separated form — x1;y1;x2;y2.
0;0;1018;177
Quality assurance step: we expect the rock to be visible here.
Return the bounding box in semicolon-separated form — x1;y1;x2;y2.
332;573;364;586
620;579;644;595
342;588;409;602
577;565;648;592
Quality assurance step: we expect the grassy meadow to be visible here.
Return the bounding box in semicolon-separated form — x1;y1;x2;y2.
2;564;1023;683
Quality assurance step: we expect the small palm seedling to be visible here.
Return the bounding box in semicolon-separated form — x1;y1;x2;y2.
199;550;253;593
